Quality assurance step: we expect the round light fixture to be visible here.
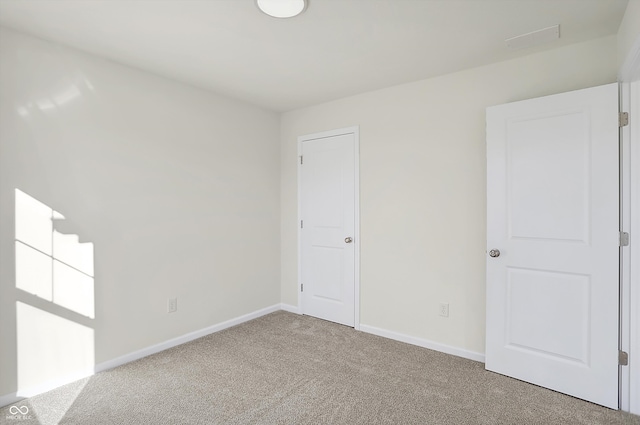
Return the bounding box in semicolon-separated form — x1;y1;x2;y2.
256;0;307;18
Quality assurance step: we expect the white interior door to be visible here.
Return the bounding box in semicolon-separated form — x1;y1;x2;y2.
299;128;358;327
486;83;619;408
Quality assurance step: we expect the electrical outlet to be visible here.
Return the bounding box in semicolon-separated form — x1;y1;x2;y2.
167;297;177;313
439;302;449;317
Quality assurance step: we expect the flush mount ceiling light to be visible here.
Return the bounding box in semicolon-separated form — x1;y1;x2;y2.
256;0;307;18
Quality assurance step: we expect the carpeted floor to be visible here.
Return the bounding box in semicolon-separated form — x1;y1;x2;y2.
2;311;639;425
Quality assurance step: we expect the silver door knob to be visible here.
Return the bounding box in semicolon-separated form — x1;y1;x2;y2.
489;249;500;258
345;237;353;243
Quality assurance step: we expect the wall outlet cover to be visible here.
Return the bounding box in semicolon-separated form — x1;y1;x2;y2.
439;302;449;317
167;297;177;313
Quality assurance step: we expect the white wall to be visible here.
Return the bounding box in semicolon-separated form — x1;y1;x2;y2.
617;0;640;76
281;36;618;356
0;27;281;397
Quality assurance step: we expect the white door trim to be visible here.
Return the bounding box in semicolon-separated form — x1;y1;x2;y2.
619;33;640;413
297;126;360;330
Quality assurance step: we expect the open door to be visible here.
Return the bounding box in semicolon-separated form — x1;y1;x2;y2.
485;83;619;408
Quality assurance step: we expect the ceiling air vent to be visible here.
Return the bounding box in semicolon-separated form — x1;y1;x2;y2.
505;25;560;50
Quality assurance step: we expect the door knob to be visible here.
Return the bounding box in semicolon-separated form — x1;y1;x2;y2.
489;249;500;258
345;237;353;243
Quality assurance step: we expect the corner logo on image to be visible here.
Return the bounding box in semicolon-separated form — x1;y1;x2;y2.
6;405;31;420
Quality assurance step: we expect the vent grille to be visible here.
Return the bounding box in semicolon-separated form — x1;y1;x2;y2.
506;25;560;50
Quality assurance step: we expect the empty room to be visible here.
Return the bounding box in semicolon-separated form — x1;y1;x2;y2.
1;0;639;423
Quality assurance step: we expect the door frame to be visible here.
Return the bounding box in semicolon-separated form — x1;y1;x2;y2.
619;34;640;415
297;126;360;330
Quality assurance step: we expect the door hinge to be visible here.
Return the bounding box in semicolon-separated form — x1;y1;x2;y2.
620;231;630;247
300;155;303;165
301;283;303;292
619;350;629;366
620;112;629;127
300;220;303;229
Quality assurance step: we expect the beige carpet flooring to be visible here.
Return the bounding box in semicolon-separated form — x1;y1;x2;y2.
2;311;639;425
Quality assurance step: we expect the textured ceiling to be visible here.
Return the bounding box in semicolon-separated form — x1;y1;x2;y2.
0;0;629;111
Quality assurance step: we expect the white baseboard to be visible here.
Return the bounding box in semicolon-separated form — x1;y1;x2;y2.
359;324;485;363
280;303;300;314
95;303;281;373
0;369;95;408
0;304;282;407
0;393;24;409
0;305;485;409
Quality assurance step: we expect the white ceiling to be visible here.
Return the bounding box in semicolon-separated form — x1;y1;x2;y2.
0;0;629;112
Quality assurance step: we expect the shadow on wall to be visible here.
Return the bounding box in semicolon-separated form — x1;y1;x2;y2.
12;188;95;422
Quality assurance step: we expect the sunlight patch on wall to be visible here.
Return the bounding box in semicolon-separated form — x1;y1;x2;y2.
16;302;94;394
15;241;52;301
14;188;96;398
15;77;91;119
15;189;95;318
53;261;94;319
15;189;53;255
53;229;94;276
